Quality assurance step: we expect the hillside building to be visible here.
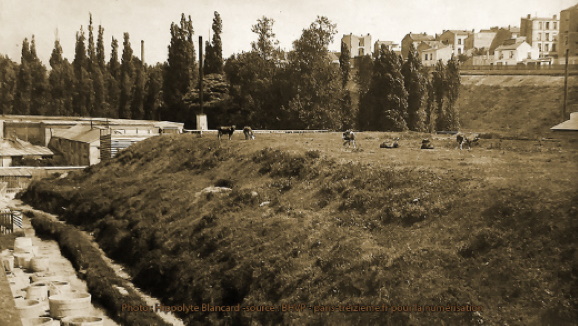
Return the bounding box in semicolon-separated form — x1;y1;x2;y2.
419;41;453;66
439;30;473;56
466;29;497;55
401;33;436;59
558;4;578;64
341;34;372;57
373;40;401;57
494;40;539;65
520;14;559;60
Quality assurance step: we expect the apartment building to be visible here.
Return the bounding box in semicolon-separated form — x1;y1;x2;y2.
520;14;559;59
558;4;578;63
401;33;435;59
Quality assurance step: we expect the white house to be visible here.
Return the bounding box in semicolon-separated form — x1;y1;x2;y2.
494;40;539;65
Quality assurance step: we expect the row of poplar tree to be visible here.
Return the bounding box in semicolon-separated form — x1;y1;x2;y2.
0;12;223;126
0;12;461;131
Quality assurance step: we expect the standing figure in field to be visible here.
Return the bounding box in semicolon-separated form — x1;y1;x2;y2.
217;125;236;140
456;133;479;150
342;130;356;149
243;126;255;140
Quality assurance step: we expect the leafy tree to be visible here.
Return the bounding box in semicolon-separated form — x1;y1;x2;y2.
284;16;345;130
162;14;196;123
339;41;351;88
0;55;18;115
401;44;427;131
251;16;279;59
359;46;408;131
204;11;223;74
130;57;145;120
424;76;435;132
355;54;373;94
119;32;134;119
143;64;164;120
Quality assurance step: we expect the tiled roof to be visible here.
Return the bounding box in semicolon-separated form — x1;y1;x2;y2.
407;33;435;41
495;40;527;51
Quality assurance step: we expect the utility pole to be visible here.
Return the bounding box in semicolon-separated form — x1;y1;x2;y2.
562;49;569;121
199;36;204;115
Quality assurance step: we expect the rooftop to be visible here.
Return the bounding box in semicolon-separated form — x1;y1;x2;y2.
551;112;578;131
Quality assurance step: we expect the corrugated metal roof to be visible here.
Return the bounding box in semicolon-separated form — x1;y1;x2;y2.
551;112;578;131
0;168;32;177
52;124;102;143
0;138;53;157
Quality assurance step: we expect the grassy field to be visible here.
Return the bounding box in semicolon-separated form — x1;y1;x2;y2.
20;131;578;325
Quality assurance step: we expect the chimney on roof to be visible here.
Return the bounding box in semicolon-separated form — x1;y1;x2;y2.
553;14;557;20
527;14;531;19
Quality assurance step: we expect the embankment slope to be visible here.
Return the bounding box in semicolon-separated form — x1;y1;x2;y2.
20;133;578;325
458;75;578;136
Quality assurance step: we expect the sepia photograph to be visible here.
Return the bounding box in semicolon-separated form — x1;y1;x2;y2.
0;0;577;325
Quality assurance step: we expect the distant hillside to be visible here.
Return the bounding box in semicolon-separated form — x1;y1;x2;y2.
458;75;578;136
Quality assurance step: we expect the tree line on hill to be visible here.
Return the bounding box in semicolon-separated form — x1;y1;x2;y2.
0;12;461;131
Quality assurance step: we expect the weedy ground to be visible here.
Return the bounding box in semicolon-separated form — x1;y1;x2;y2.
20;131;578;325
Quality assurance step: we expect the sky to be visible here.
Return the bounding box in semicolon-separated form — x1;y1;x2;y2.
0;0;575;66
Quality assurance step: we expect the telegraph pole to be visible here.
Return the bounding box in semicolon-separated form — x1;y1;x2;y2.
199;36;204;116
562;49;569;121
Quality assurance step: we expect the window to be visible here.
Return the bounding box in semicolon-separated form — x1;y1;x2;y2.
546;22;550;30
538;43;542;51
539;22;543;29
554;22;557;30
545;44;549;52
552;44;556;52
528;52;532;59
546;33;549;41
510;51;514;58
458;38;462;45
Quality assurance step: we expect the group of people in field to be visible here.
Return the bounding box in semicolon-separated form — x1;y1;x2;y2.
341;130;479;151
215;126;479;151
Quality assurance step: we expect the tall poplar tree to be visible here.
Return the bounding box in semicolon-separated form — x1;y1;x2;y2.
204;11;223;74
401;44;427;131
162;14;196;123
119;32;134;119
14;38;33;115
360;46;408;131
107;37;121;118
49;39;74;116
339;41;351;88
92;24;106;117
73;27;90;116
